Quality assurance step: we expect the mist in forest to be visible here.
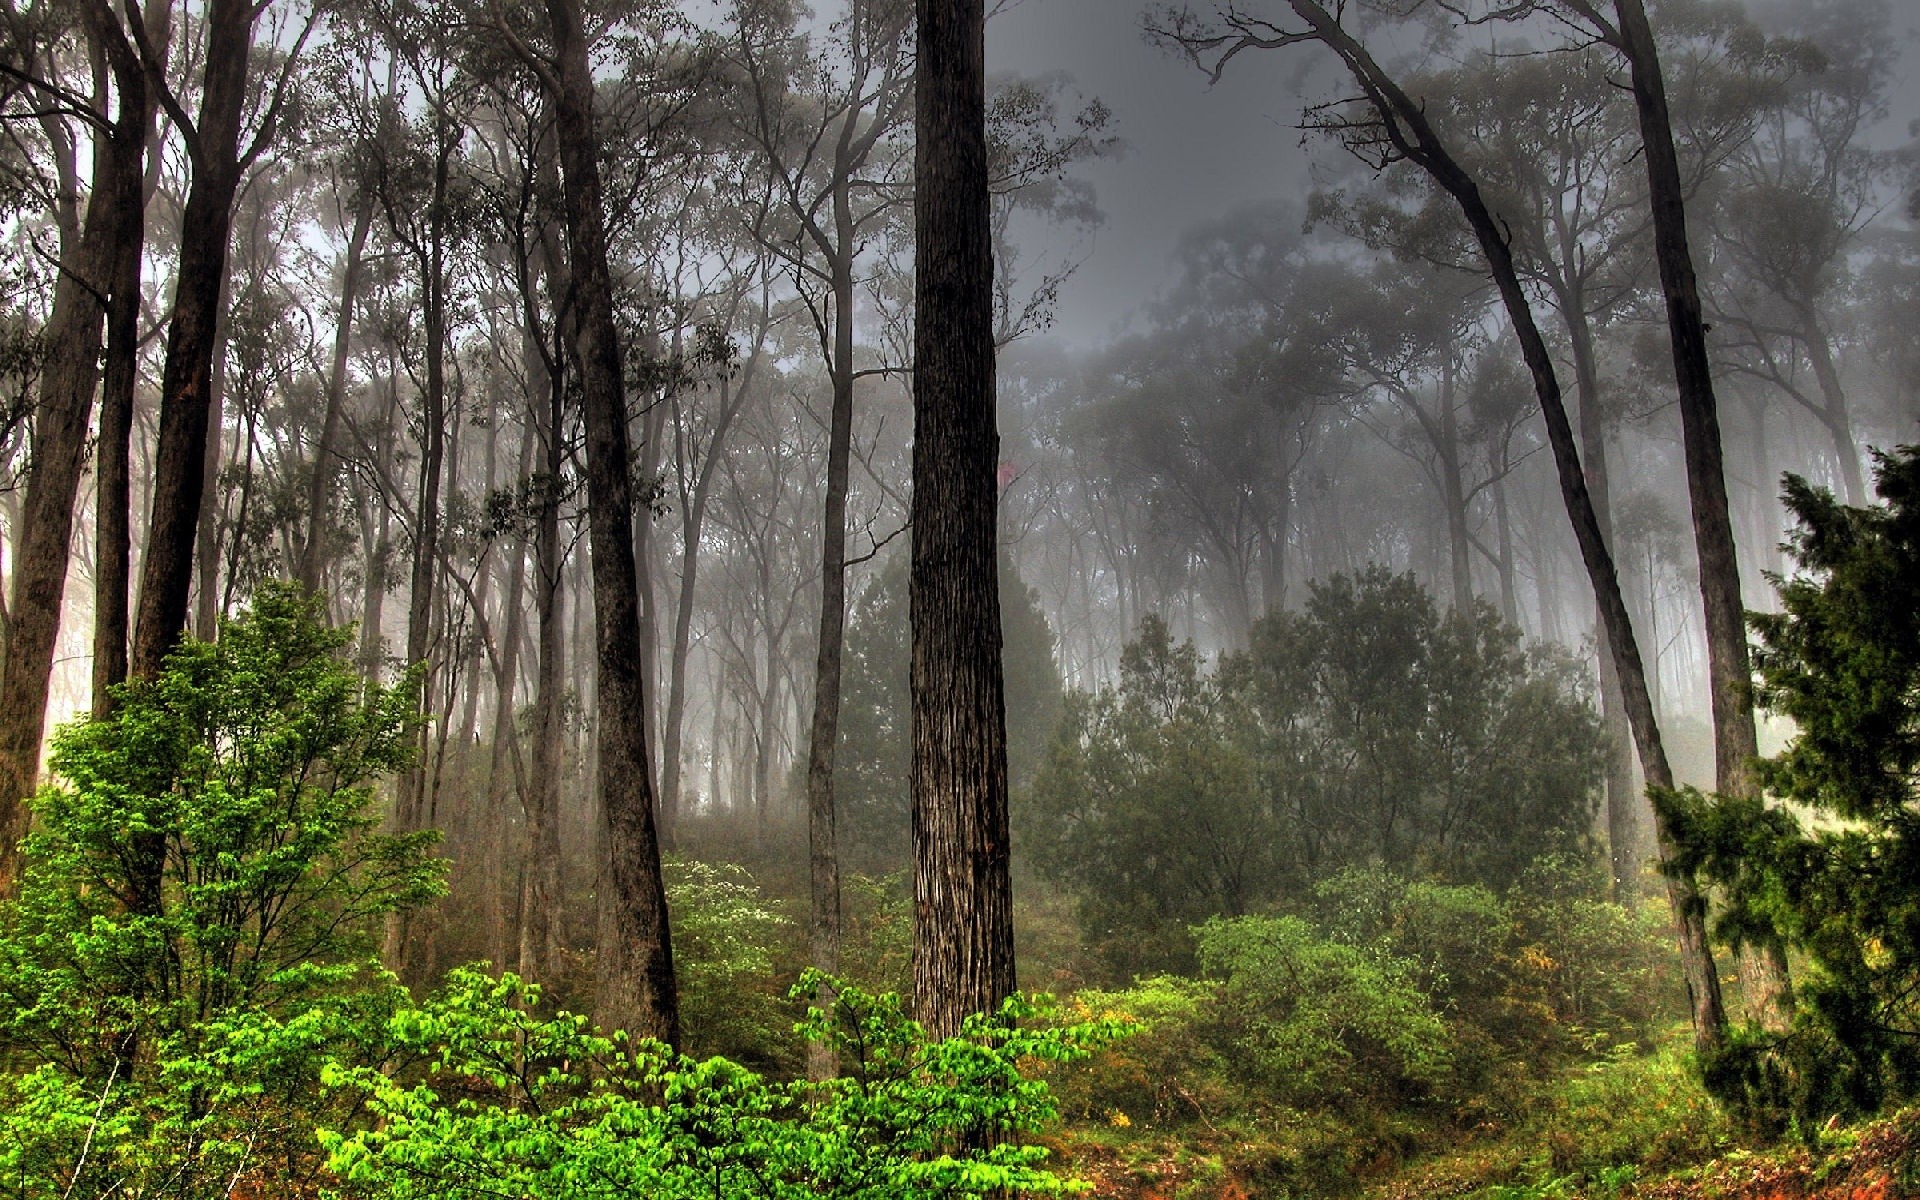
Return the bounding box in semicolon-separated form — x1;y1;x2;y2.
2;0;1920;1193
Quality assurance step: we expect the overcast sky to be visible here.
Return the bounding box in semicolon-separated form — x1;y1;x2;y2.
982;0;1920;350
985;1;1340;347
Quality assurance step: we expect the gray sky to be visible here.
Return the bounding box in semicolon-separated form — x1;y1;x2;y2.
984;0;1920;350
986;0;1338;347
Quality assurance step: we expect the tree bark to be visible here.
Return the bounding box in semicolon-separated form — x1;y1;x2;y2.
542;0;678;1048
129;0;259;684
0;57;116;884
91;0;163;717
804;201;859;1081
911;0;1015;1043
1611;0;1789;1030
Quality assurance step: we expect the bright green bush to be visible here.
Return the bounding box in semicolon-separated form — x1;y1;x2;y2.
0;584;443;1199
322;968;1129;1200
666;857;797;1067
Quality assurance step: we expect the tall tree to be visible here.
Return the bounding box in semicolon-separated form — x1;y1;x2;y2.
0;7;123;881
506;0;679;1046
910;0;1014;1041
129;0;308;684
1149;0;1728;1055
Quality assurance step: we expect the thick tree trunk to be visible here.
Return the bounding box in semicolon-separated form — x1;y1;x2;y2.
0;78;116;883
1612;0;1789;1031
910;0;1015;1043
543;0;678;1048
129;0;257;684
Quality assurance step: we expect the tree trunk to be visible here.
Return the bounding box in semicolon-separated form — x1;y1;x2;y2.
911;0;1015;1043
1280;0;1726;1054
0;62;115;884
1565;299;1642;903
299;196;374;591
1612;0;1789;1031
542;0;678;1048
92;0;163;716
129;0;258;684
804;222;859;1080
520;302;566;988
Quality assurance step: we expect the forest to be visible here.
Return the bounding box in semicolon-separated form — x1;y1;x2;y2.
0;0;1917;1196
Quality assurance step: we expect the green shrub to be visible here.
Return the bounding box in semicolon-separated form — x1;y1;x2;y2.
322;969;1129;1200
0;584;442;1199
1197;914;1452;1106
666;857;796;1068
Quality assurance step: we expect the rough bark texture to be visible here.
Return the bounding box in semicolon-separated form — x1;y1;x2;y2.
1274;0;1727;1054
1611;0;1789;1031
0;82;114;885
910;0;1015;1043
543;0;679;1048
129;0;256;684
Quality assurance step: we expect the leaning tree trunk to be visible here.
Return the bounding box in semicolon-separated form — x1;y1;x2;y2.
910;0;1015;1043
1612;0;1789;1031
542;0;678;1048
1279;0;1727;1055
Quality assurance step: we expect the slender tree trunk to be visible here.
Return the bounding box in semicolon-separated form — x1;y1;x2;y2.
1795;306;1866;507
1438;362;1473;608
911;0;1014;1042
92;0;162;717
1612;0;1789;1031
804;233;858;1079
1280;0;1726;1053
520;307;566;988
1492;469;1519;626
299;197;374;590
542;0;678;1047
1566;308;1641;902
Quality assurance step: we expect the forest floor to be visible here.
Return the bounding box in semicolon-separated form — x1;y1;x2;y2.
1048;1079;1920;1200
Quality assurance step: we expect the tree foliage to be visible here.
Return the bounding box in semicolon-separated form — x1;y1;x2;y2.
1663;446;1920;1127
0;584;443;1198
1025;569;1603;973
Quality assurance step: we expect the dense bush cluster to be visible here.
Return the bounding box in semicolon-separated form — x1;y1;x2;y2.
1665;448;1920;1130
1024;569;1604;975
1053;865;1673;1131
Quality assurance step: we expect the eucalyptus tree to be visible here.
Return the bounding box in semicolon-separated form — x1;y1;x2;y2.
717;0;914;1054
482;0;693;1045
1146;0;1729;1053
0;2;126;881
910;0;1014;1043
1708;0;1900;506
